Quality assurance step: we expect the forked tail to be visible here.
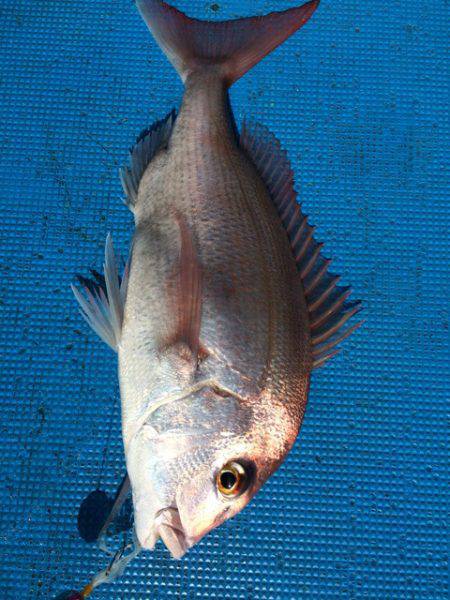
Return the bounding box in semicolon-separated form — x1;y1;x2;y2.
136;0;319;85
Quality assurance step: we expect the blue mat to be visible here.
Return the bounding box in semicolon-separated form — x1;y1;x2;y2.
0;1;448;598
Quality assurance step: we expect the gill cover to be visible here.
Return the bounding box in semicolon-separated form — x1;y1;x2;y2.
127;384;253;556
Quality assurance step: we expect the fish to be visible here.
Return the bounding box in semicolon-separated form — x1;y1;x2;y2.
73;0;363;561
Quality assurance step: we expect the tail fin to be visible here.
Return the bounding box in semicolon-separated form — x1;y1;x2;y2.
136;0;319;85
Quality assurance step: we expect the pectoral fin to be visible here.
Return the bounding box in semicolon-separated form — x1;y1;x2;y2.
163;212;203;366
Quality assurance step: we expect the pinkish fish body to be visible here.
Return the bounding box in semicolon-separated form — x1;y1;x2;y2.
73;0;362;560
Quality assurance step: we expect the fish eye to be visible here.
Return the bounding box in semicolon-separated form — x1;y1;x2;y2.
217;461;247;498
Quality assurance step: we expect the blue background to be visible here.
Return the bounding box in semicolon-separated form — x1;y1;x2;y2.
0;1;448;598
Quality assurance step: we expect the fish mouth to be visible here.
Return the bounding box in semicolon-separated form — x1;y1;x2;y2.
142;507;198;559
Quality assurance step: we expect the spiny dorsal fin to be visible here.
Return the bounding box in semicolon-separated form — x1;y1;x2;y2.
119;110;176;209
240;121;363;369
71;235;129;351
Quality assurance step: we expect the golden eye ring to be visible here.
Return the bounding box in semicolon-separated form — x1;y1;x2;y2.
217;461;247;498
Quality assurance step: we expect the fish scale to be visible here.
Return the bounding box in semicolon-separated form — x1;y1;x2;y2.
137;71;307;399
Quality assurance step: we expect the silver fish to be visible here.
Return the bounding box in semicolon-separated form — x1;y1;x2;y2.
73;0;362;560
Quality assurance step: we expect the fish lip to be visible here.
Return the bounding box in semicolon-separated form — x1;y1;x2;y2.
145;506;198;559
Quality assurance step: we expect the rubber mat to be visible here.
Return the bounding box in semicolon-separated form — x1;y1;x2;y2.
0;1;448;598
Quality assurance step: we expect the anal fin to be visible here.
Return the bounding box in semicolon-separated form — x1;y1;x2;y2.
120;110;176;210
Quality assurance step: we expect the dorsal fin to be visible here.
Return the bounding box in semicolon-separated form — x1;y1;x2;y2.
119;110;177;209
240;121;363;369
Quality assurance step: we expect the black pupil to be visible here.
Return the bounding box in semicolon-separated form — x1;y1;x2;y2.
220;470;237;490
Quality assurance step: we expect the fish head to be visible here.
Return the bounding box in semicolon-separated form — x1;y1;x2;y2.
126;385;295;558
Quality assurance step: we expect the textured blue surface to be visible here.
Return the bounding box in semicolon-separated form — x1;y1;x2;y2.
0;1;448;598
